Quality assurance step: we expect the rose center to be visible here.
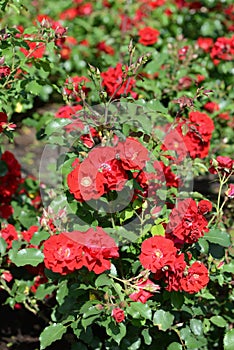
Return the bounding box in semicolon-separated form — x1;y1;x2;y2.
154;249;163;259
81;176;92;187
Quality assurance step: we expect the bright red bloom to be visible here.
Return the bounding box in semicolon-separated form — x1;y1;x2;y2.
59;8;79;20
225;184;234;198
139;236;177;273
101;63;136;99
20;35;46;59
43;233;83;275
197;37;214;53
198;200;212;215
0;66;10;78
0;151;21;203
210;35;234;65
76;3;93;16
180;261;209;293
111;308;125;323
0;112;8;132
209;156;233;175
129;278;160;303
64;227;119;274
163;253;187;292
67;158;105;201
166;198;209;245
138;27;160;46
116;137;149;171
204;101;220;113
0;224;18;249
96;41;115;56
22;226;39;243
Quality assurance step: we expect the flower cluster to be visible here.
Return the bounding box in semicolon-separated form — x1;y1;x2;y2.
139;231;210;294
43;227;119;275
0;151;22;219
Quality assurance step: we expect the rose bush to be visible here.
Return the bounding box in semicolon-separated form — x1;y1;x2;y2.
0;1;233;349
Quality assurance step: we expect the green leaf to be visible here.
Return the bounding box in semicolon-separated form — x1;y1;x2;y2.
153;310;174;331
224;329;234;350
30;230;50;246
190;319;203;336
204;229;231;247
170;292;184;309
56;281;69;305
0;160;8;176
45;119;71;136
39;323;67;349
106;321;126;345
151;224;165;236
26;81;43;95
8;248;44;267
128;302;152;320
0;237;7;255
35;284;57;300
95;274;112;288
142;328;152;345
210;316;227;328
167;342;182;350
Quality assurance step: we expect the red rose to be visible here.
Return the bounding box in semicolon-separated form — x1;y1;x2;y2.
129;278;160;303
111;308;125;323
101;63;136;98
163;253;187;292
116;137;149;171
0;112;8;132
0;66;10;78
203;101;220;113
138;27;160;46
139;236;177;273
96;41;115;56
197;37;214;53
43;233;84;275
210;35;234;65
180;261;209;293
64;227;119;274
166;198;209;245
20;35;46;59
209;156;233;175
198;200;212;215
0;224;18;249
22;225;39;243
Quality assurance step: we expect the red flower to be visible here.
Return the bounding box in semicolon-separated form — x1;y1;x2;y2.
0;66;10;78
116;137;149;171
22;226;39;243
209;156;233;175
96;41;115;56
101;63;136;98
0;112;8;132
20;35;46;59
204;101;220;113
166;198;209;245
0;224;18;249
163;253;187;292
198;200;212;215
138;27;160;46
225;184;234;198
197;37;214;53
139;236;177;273
64;227;119;274
210;35;234;65
129;278;160;303
0;203;13;219
43;233;83;275
180;261;209;293
111;308;125;323
178;46;189;60
0;151;21;203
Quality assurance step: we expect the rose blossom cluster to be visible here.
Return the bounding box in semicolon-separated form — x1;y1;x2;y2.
162;111;214;161
138;198;211;294
43;227;119;275
0;151;22;219
197;35;234;65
